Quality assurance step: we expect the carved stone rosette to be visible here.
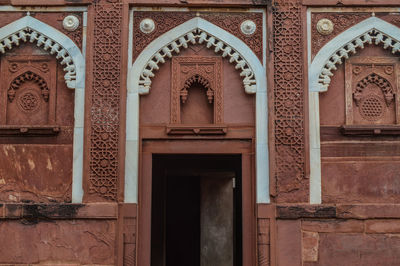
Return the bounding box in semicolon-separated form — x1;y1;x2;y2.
171;56;223;124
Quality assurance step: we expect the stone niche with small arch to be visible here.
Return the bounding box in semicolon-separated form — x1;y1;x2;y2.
140;44;255;136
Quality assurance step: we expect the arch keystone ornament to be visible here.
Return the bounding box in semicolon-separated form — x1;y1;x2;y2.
0;15;86;203
309;16;400;204
126;16;269;204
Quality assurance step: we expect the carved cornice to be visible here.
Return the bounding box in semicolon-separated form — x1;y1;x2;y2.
138;29;256;95
0;28;76;89
318;29;400;91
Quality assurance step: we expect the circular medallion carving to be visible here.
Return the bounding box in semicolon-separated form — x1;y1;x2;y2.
17;89;41;113
240;20;257;36
353;66;362;75
359;94;385;121
140;18;155;34
63;15;80;32
316;18;334;35
385;66;394;75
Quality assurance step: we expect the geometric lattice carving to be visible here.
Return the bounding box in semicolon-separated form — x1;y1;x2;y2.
8;71;49;102
139;29;256;95
0;25;77;89
359;95;385;121
273;0;307;202
345;56;398;125
89;2;122;201
318;29;400;91
171;56;223;124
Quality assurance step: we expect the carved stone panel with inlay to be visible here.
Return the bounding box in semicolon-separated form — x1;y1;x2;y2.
345;57;399;126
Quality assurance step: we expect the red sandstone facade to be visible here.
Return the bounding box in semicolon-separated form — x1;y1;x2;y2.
0;0;400;265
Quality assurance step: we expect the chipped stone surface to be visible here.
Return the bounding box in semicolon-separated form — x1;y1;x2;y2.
302;219;364;233
316;233;400;266
0;220;115;265
302;231;319;262
0;144;72;203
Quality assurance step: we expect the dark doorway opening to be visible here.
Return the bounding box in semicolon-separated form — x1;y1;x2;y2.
151;154;243;266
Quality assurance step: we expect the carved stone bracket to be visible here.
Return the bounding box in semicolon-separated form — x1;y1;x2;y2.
318;29;400;91
139;29;256;95
0;28;77;89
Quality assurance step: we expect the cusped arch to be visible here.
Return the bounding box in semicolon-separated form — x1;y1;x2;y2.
308;16;400;204
128;17;264;95
125;16;269;204
0;15;85;89
310;16;400;92
355;73;394;106
8;71;49;102
183;74;212;91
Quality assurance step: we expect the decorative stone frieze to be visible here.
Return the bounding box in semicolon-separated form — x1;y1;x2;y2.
138;29;256;95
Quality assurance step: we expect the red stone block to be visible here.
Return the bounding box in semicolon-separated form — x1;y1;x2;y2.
0;220;116;265
302;231;319;262
76;203;118;219
302;219;364;233
276;220;301;266
317;233;400;266
337;204;400;219
366;220;400;233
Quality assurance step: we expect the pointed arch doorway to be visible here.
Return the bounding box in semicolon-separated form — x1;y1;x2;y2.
126;14;266;266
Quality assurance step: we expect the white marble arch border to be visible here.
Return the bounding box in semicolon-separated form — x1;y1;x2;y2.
0;14;86;202
125;14;269;203
308;16;400;203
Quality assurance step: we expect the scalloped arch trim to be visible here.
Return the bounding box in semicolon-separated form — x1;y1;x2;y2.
133;17;260;95
0;15;85;89
310;17;400;92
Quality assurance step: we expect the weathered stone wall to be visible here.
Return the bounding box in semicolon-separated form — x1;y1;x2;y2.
0;0;399;265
